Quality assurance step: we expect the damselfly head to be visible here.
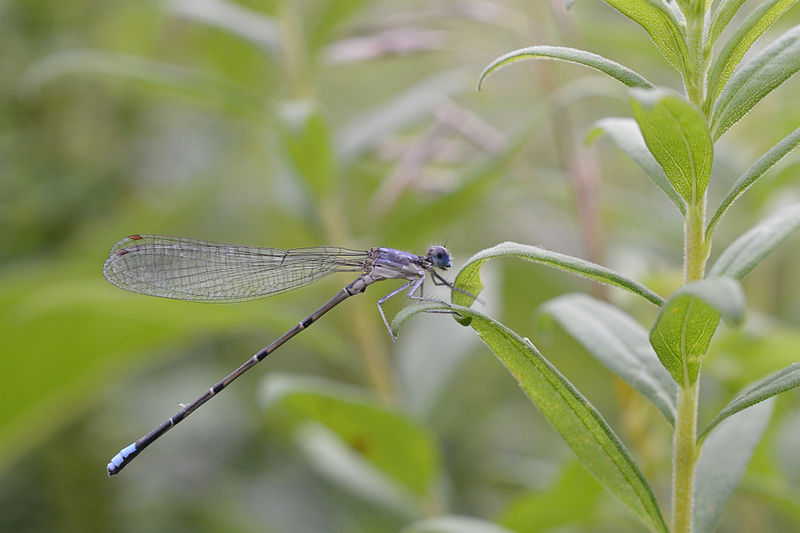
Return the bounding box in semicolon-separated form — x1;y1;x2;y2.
427;246;451;269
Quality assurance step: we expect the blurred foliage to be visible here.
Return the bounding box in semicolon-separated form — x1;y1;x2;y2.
1;0;800;532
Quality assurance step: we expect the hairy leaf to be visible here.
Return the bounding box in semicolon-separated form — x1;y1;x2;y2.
709;204;800;279
694;399;774;532
393;303;668;533
587;117;686;214
708;127;800;235
707;0;750;47
649;278;745;384
630;88;713;205
711;25;800;140
706;0;799;110
601;0;689;74
700;363;800;440
541;294;677;424
453;242;664;310
478;46;653;90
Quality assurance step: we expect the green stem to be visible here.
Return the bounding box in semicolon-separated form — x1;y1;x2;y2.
683;1;708;106
684;199;708;283
672;379;700;532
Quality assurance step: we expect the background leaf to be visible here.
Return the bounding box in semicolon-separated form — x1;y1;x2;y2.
709;204;800;279
169;0;281;52
499;461;604;532
19;49;265;115
261;373;440;499
630;88;713;205
540;294;678;424
402;515;516;533
693;399;775;533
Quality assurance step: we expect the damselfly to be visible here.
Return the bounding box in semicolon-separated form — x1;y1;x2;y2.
103;234;454;476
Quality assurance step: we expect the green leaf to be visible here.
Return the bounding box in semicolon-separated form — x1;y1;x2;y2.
709;204;800;279
452;242;664;312
630;88;713;205
170;0;281;53
402;516;516;533
393;304;668;533
705;0;800;111
693;398;774;533
711;25;800;140
649;278;745;385
261;374;439;498
707;0;750;48
18;49;265;116
278;100;336;199
477;46;654;91
292;422;419;517
500;461;604;532
601;0;689;73
707;126;800;236
540;294;677;425
699;363;800;440
587;117;686;214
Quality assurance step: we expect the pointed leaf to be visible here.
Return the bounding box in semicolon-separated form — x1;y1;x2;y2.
709;204;800;279
587;117;686;214
707;0;750;47
452;242;664;313
601;0;689;73
393;303;668;533
540;294;677;424
700;363;800;440
711;25;800;140
707;126;800;236
630;88;713;205
477;46;654;91
694;399;774;533
706;0;800;110
649;278;745;385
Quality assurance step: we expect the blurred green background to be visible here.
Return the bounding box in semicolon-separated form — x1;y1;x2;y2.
2;1;800;531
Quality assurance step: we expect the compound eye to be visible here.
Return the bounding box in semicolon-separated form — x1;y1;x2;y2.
428;246;451;269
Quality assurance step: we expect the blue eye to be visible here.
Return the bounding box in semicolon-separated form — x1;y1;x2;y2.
428;246;451;269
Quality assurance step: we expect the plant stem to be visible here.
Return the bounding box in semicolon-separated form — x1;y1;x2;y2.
673;172;709;533
684;199;708;283
683;1;708;106
672;379;700;532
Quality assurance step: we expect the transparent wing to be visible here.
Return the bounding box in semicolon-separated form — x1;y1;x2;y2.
102;234;369;302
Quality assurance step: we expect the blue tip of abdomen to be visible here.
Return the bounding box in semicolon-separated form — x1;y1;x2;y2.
107;443;137;476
